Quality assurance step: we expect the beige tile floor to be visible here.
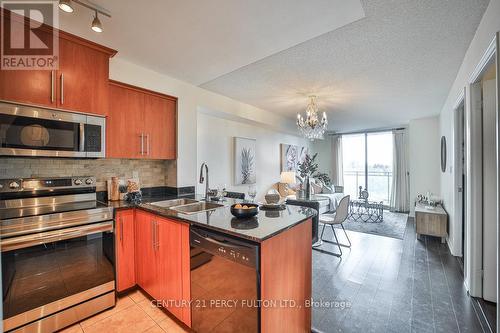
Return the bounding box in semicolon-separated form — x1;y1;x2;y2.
59;289;190;333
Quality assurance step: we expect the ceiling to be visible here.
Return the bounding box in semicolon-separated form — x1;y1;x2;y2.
58;0;365;85
59;0;489;132
201;0;490;132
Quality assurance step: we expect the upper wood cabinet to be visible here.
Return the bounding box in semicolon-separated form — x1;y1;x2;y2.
56;35;114;114
0;9;116;114
108;80;177;160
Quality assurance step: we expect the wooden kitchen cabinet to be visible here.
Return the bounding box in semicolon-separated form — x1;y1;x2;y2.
135;210;159;299
144;94;177;159
108;80;177;159
131;210;191;326
107;83;145;158
0;9;116;114
56;36;114;114
115;209;136;292
156;216;191;326
0;11;56;107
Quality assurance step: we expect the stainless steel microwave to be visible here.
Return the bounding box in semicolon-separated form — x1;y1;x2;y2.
0;101;105;158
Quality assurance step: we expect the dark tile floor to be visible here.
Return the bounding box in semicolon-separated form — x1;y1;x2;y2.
312;218;485;333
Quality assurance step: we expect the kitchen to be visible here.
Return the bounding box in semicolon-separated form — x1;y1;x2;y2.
0;4;315;333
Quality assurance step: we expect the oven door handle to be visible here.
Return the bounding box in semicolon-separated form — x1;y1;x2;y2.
1;221;113;252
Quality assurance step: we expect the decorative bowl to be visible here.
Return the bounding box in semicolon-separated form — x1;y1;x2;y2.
265;193;281;204
230;203;259;218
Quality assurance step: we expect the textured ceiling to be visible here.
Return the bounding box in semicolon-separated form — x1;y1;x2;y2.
201;0;490;132
58;0;365;85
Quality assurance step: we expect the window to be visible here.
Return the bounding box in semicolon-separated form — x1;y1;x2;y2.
342;132;393;205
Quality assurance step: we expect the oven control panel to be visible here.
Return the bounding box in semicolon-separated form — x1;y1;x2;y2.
0;177;96;193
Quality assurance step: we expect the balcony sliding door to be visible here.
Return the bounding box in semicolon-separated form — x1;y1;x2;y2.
342;134;366;200
342;131;393;206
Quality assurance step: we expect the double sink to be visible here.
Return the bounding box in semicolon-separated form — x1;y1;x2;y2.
150;198;224;215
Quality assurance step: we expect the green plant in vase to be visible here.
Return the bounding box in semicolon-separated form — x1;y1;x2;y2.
297;153;332;198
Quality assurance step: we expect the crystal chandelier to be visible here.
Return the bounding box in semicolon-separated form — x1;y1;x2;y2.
296;95;328;140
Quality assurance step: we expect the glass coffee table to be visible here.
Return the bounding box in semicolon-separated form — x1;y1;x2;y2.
349;199;384;222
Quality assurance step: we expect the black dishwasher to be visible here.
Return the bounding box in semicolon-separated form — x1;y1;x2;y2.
190;226;260;332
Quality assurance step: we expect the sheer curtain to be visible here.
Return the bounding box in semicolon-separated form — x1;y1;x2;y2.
390;129;410;212
331;135;344;186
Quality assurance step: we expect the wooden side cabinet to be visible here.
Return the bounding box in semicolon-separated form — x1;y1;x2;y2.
115;209;136;292
415;204;448;243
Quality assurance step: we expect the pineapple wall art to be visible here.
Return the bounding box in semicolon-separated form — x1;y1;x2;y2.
234;137;256;185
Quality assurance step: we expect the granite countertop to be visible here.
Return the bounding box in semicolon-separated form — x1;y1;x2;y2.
105;195;316;243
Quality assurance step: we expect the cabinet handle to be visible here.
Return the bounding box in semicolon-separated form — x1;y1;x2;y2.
50;70;55;103
151;219;155;249
119;217;123;242
146;134;150;156
140;133;144;156
60;73;64;104
155;219;159;250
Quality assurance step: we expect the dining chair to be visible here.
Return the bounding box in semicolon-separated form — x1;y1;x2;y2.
318;195;351;256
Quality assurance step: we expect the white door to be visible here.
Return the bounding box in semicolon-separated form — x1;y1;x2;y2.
482;78;497;302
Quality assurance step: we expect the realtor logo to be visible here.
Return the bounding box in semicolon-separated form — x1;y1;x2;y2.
1;0;59;70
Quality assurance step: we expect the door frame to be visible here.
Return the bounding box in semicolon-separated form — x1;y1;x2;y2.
452;91;465;259
463;35;497;297
495;31;499;328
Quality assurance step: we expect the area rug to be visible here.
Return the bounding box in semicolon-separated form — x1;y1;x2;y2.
328;211;408;239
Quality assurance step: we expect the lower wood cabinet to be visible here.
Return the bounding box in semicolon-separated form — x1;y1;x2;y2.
135;210;159;297
115;210;136;292
117;209;191;327
156;216;191;325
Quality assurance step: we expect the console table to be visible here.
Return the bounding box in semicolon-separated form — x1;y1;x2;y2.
415;203;448;243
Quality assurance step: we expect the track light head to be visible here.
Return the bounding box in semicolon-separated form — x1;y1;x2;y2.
91;12;103;33
58;0;74;13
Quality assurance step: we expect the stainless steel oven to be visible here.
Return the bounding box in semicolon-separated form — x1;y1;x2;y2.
0;101;105;158
1;177;115;333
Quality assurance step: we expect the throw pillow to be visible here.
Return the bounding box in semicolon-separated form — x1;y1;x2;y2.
322;185;334;194
311;182;323;194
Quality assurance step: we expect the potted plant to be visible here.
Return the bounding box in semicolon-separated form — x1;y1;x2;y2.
297;153;331;199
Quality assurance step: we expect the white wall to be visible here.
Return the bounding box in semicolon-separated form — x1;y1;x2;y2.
108;58;299;188
310;137;333;179
196;112;309;201
439;0;500;255
409;116;441;216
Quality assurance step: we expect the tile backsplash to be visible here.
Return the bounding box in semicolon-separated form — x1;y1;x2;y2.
0;158;177;191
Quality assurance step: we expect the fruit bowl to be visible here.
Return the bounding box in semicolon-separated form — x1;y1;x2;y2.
230;203;259;218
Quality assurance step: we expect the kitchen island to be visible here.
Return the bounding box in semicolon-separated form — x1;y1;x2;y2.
111;195;315;333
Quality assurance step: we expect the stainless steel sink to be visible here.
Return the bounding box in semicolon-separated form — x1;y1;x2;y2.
150;198;199;208
171;202;224;215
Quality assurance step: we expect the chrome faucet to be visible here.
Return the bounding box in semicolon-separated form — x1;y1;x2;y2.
199;162;209;200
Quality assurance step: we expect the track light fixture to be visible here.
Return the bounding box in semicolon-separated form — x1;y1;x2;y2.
58;0;74;13
91;11;103;33
58;0;111;33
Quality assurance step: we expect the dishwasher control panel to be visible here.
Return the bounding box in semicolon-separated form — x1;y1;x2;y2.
190;227;258;268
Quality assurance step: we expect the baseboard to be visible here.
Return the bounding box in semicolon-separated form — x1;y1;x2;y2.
471;296;496;333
